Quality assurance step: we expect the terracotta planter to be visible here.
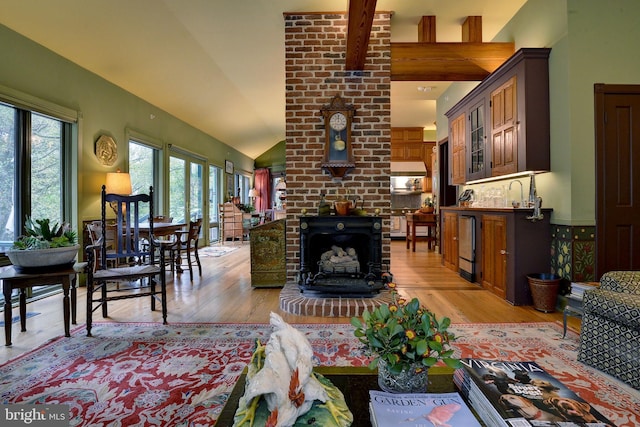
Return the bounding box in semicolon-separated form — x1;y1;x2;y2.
334;200;352;216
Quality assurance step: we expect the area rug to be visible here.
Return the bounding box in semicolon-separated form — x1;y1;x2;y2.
199;244;240;258
0;322;637;426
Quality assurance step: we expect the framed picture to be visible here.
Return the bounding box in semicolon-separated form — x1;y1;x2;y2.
225;160;234;174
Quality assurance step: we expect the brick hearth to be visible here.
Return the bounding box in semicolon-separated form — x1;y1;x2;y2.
279;282;392;317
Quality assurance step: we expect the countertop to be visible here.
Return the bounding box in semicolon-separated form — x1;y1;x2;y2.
440;206;553;213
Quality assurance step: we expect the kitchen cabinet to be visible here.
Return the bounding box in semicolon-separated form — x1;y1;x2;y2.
468;98;487;181
481;214;507;299
450;114;466;185
391;127;435;163
440;206;552;306
445;48;550;184
490;76;517;176
390;215;407;238
442;211;459;272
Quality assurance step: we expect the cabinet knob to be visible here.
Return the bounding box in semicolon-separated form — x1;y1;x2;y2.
500;249;508;255
453;237;457;241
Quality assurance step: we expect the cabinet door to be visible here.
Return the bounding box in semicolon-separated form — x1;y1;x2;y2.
468;100;487;181
491;76;518;176
481;214;507;299
442;212;459;271
404;142;424;160
390;144;405;160
450;114;466;185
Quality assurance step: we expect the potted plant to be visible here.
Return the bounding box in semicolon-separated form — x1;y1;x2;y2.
351;282;461;393
7;217;79;273
419;197;435;213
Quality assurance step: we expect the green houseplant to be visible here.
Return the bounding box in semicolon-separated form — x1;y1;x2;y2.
351;282;461;392
7;217;79;272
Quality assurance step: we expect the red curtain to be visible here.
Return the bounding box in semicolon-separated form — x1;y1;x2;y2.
254;168;271;212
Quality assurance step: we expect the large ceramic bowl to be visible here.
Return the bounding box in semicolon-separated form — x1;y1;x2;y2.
6;244;80;273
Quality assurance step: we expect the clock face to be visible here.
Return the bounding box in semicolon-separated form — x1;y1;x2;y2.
329;112;347;131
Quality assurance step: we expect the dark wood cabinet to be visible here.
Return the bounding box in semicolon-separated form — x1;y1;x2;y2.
440;206;552;306
445;48;550;184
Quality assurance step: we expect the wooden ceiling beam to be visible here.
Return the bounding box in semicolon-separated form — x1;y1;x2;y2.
391;16;514;81
345;0;377;71
391;42;515;81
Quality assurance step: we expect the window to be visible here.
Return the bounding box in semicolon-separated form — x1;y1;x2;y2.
129;140;159;195
0;102;72;251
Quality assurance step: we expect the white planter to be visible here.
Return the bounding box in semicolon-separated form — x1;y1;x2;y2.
6;244;80;273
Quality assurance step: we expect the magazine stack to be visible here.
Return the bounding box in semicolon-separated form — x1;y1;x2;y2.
368;390;481;427
454;359;615;427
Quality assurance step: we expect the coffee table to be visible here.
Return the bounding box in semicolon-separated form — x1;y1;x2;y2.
217;366;456;427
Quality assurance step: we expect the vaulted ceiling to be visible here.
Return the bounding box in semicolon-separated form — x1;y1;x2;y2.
0;0;526;158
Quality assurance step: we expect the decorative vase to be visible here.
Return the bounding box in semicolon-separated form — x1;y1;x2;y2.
377;358;429;393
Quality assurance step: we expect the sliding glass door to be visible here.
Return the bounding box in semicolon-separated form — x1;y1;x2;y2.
169;154;204;236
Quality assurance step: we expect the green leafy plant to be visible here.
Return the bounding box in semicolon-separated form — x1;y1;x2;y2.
423;197;434;207
12;217;77;250
351;282;461;375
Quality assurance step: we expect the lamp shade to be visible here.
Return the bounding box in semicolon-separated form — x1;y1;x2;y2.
105;171;132;195
248;188;259;198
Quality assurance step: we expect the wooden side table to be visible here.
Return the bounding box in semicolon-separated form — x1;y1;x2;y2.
405;213;437;252
1;263;85;346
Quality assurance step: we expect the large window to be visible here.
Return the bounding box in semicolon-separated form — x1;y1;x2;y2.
0;102;71;251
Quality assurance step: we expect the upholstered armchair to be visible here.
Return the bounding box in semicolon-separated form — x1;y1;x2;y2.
578;271;640;390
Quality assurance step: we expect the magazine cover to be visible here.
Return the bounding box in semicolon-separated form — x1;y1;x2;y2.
369;390;481;427
460;359;615;427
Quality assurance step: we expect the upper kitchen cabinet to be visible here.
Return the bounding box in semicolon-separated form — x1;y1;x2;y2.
445;48;551;184
391;127;425;161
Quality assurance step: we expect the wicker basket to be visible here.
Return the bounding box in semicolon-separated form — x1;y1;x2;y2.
527;273;561;312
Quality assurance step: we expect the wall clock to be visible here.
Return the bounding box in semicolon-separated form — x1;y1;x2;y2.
320;95;356;179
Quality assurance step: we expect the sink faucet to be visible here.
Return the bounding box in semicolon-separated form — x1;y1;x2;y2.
508;180;524;207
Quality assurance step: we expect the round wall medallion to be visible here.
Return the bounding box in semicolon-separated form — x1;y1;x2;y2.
95;135;117;166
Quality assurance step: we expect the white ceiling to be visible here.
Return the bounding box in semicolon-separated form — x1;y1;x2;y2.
0;0;526;159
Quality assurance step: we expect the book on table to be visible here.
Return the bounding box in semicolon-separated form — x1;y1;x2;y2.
368;390;481;427
454;358;615;427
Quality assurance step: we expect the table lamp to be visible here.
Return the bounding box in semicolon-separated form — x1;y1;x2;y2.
105;170;132;217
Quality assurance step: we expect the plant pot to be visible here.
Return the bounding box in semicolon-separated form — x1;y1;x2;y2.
334;200;352;216
6;245;80;273
377;358;429;393
527;273;561;312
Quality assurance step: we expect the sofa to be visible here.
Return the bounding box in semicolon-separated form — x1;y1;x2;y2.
578;271;640;390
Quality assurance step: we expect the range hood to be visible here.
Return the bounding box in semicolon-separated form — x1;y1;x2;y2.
390;161;427;175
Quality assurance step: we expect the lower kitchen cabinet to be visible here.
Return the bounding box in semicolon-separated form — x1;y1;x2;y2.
440;206;552;306
481;214;507;300
442;211;459;272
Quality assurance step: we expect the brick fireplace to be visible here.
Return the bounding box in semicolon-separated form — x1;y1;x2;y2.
298;215;390;297
283;11;393;296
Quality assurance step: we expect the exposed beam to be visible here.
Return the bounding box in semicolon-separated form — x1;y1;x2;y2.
345;0;377;71
391;42;515;81
462;16;483;42
418;16;436;43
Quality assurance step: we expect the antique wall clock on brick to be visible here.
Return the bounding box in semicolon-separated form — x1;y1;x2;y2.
320;95;356;179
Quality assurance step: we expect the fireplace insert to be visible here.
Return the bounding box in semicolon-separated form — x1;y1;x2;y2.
298;215;391;297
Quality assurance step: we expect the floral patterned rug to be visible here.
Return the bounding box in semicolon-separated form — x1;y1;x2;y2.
0;322;637;426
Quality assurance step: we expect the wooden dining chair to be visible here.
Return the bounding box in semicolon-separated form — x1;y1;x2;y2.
173;218;203;278
84;185;168;336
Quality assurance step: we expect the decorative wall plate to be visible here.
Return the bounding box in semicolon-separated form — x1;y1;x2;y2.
95;135;117;166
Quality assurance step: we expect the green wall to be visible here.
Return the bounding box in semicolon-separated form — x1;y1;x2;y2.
0;23;253;231
436;0;640;225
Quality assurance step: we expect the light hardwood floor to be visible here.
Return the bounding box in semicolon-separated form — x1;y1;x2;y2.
1;240;578;364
